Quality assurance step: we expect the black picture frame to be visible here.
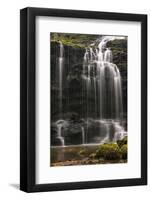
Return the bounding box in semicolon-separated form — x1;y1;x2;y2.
20;7;147;192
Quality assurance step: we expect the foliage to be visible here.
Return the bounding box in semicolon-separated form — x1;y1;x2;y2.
107;39;127;51
51;32;99;48
78;148;87;157
95;143;121;160
120;144;127;159
117;136;127;148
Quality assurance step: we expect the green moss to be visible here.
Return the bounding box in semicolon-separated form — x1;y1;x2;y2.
120;144;127;159
107;39;127;49
50;32;99;48
95;143;121;160
78;148;87;157
117;136;127;148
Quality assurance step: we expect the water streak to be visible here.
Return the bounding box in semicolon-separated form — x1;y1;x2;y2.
56;120;65;146
81;126;85;144
58;42;64;117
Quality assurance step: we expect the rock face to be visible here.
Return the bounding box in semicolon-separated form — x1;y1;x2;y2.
51;41;85;119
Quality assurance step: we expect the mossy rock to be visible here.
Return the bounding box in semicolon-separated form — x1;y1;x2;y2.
51;32;99;48
120;144;127;159
117;136;127;148
95;143;121;160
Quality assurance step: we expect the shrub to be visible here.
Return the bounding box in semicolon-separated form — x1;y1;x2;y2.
120;144;127;159
95;143;121;160
78;148;87;157
117;136;127;148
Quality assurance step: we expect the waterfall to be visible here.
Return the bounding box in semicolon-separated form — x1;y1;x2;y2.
104;48;113;62
81;126;85;144
57;124;64;146
53;36;126;147
58;41;64;117
82;36;125;143
55;120;68;146
100;122;110;144
82;36;124;120
93;77;97;118
113;121;127;141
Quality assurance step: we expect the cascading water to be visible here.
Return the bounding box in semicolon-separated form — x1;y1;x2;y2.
54;42;66;146
81;126;85;144
55;120;69;146
58;41;64;117
56;123;64;146
82;36;126;143
53;37;126;147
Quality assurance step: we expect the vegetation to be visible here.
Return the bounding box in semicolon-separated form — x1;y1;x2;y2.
51;138;128;166
117;136;127;148
51;32;99;48
107;39;127;51
95;143;121;160
78;148;87;157
120;144;127;159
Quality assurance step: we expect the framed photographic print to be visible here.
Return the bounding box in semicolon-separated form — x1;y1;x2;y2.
20;7;147;192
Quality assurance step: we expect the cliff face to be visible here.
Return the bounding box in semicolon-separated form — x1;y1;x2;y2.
51;41;85;120
51;39;127;121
